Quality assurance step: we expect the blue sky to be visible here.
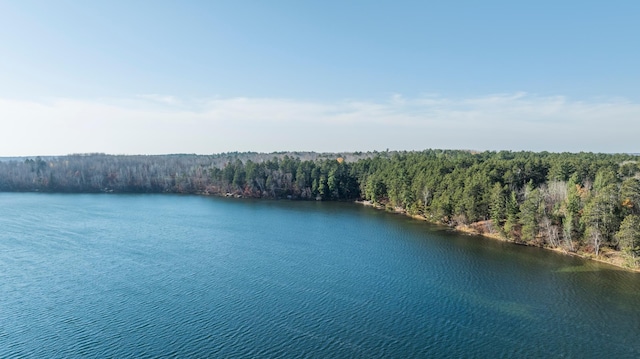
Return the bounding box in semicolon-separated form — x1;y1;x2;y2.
1;0;639;155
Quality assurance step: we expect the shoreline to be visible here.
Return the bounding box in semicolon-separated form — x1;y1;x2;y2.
355;200;640;273
5;190;638;272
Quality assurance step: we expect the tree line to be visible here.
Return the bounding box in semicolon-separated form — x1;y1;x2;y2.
1;150;639;266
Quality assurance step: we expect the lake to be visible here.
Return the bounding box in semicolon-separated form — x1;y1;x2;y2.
1;193;639;358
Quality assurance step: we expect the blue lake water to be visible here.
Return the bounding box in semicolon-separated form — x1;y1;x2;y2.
1;193;639;358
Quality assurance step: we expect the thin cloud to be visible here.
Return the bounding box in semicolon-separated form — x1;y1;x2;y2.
138;94;182;106
0;93;638;156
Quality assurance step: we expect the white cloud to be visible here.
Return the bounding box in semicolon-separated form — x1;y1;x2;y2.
0;93;639;156
137;94;182;106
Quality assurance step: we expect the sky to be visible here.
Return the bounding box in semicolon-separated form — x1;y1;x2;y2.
0;0;639;156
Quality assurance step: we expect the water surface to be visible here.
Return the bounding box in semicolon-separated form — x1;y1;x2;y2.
1;193;639;358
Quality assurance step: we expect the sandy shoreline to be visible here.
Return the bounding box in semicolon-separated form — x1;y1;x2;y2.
355;200;640;273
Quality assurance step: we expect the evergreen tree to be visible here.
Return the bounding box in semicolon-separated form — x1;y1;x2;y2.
490;183;506;232
616;214;640;257
519;183;541;243
504;191;519;238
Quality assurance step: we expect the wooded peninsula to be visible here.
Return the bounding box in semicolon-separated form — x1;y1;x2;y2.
2;150;639;269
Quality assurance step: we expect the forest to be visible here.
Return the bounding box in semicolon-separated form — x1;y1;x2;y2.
1;150;639;268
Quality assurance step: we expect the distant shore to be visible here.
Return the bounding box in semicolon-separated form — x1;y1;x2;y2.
3;151;639;273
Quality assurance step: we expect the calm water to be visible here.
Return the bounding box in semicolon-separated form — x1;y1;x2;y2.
1;193;639;358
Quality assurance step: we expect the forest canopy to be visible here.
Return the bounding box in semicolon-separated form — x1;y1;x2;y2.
2;150;640;266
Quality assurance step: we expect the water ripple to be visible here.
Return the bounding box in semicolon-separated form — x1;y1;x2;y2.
1;193;640;358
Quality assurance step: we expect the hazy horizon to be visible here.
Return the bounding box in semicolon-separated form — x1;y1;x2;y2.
2;1;638;156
